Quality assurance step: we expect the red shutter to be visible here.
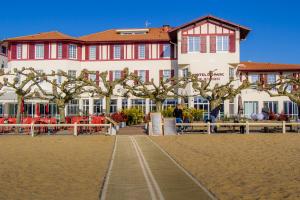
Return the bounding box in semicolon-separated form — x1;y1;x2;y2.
210;36;216;53
181;36;187;54
121;45;124;59
11;44;17;59
145;44;149;59
109;71;113;81
110;45;114;60
96;71;100;86
159;43;164;58
200;36;207;53
96;46;99;60
146;70;149;83
77;45;82;60
62;43;68;59
170;44;175;58
229;34;236;53
134;44;139;59
134;70;138;84
29;44;35;59
264;74;268;87
85;45;89;60
44;42;49;59
159;70;163;81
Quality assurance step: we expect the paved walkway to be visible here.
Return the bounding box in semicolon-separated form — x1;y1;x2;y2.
100;135;216;200
117;125;147;135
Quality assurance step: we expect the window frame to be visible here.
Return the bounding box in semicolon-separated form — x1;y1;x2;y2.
216;35;229;52
89;45;97;60
188;36;200;53
16;44;22;59
35;44;44;59
57;43;62;59
162;44;171;58
68;44;77;59
113;45;121;59
138;44;146;59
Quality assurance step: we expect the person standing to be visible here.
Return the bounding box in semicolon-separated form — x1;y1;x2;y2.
173;104;184;132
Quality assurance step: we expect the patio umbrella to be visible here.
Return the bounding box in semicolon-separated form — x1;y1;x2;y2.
45;104;49;116
35;103;40;117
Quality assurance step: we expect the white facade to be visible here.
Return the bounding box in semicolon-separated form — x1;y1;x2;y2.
1;15;299;119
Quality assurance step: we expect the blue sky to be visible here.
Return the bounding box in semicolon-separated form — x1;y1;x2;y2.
1;0;299;64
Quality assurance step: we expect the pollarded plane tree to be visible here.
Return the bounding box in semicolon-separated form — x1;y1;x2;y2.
191;70;250;116
34;70;88;123
82;68;129;115
260;73;300;117
124;71;189;112
0;67;45;124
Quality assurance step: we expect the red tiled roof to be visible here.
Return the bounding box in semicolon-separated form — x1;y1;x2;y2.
78;28;170;42
5;31;78;41
170;15;251;39
236;62;300;72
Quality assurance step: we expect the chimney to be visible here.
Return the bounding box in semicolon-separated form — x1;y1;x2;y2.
162;25;171;32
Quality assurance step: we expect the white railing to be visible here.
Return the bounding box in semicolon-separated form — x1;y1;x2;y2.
0;123;113;137
175;121;300;134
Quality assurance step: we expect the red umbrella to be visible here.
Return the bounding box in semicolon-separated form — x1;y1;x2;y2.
45;104;49;115
35;103;40;117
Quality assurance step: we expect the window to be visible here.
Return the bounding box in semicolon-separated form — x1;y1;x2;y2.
68;70;76;79
17;44;22;59
229;98;235;117
82;99;89;116
114;70;122;80
284;101;298;119
131;99;146;113
122;99;128;110
138;44;145;59
182;68;189;77
267;74;276;84
110;99;118;113
188;36;200;52
229;68;235;79
216;36;229;52
93;99;103;114
8;103;18;117
114;45;121;59
250;74;259;84
57;43;62;58
263;101;278;113
49;103;59;117
244;101;258;118
1;46;7;55
67;100;79;116
162;70;171;81
0;103;3;116
138;70;146;83
163;99;178;110
194;97;209;119
35;44;44;59
24;103;35;117
89;74;96;81
149;100;156;112
163;44;171;58
89;46;96;60
68;44;77;59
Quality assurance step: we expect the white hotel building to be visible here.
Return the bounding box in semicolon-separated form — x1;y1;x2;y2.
0;15;299;119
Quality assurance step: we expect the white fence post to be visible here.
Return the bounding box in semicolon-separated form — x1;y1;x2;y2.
74;123;78;136
282;121;286;134
246;121;250;134
207;122;211;134
30;122;35;137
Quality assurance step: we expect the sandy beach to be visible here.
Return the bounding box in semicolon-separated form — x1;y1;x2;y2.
0;135;114;200
152;134;300;200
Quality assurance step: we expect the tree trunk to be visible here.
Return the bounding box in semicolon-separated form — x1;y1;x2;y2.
105;96;111;115
58;106;66;123
16;95;23;125
155;101;162;112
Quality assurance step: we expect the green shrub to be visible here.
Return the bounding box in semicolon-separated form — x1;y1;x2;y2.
122;107;144;125
191;108;204;121
161;106;175;117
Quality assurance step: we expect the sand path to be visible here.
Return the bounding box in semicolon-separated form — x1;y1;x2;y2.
100;135;215;200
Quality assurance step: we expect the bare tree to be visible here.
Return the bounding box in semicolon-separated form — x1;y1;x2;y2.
34;70;88;123
82;68;129;115
0;67;43;124
191;71;250;114
124;72;188;112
